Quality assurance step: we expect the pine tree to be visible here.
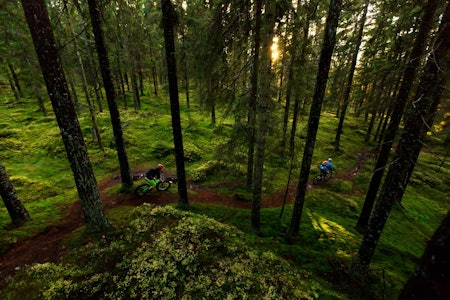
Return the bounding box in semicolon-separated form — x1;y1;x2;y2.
88;0;133;191
21;0;110;232
351;0;450;277
355;0;439;231
287;0;342;240
161;0;189;209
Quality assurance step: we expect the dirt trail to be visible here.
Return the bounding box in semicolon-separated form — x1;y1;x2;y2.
0;150;371;289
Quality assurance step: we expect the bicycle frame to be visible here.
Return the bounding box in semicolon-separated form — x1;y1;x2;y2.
134;172;174;196
144;177;161;187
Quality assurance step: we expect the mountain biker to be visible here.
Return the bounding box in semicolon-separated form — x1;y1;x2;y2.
320;158;334;175
145;164;165;188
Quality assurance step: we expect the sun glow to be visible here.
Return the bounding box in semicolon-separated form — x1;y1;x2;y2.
271;36;280;61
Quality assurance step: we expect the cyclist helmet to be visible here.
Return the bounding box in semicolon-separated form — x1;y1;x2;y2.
328;158;332;161
157;164;165;170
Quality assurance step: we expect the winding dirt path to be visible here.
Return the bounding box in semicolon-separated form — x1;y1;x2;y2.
0;150;371;289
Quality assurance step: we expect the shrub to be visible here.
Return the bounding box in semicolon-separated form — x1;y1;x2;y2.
189;160;226;183
183;143;202;162
1;205;319;299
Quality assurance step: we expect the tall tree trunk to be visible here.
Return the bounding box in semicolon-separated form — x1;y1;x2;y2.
68;78;80;113
64;2;104;151
281;50;296;149
0;162;31;226
355;0;439;231
88;0;133;191
281;1;317;217
277;64;284;106
161;0;189;209
37;94;48;117
333;0;368;151
287;0;316;155
94;81;104;112
375;106;391;146
246;0;262;187
131;72;141;110
138;59;144;96
351;1;450;277
150;48;159;97
287;0;342;240
21;0;110;232
7;76;20;101
211;95;216;124
364;78;384;142
181;30;190;110
251;0;276;234
8;63;22;98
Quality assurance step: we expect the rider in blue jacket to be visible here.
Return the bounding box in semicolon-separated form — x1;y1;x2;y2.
320;158;334;175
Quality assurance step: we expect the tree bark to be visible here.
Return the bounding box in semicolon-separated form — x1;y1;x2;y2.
88;0;133;191
246;0;262;187
352;0;450;277
287;0;342;240
161;0;189;209
21;0;110;232
0;162;31;226
355;0;439;231
251;0;276;234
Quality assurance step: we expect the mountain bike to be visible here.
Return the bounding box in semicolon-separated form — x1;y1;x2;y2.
134;173;177;196
313;170;333;185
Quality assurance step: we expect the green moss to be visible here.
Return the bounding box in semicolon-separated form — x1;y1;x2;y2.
328;179;353;192
1;205;320;299
0;90;447;300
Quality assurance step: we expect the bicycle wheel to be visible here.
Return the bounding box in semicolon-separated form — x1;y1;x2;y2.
156;181;171;191
313;175;322;185
324;172;332;181
135;184;150;196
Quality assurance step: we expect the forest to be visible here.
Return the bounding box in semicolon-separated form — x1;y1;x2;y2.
1;0;449;299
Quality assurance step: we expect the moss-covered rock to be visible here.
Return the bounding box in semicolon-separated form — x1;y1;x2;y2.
1;205;319;299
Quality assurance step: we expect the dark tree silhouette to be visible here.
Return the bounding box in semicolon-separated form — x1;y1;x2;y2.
246;0;262;187
351;0;450;277
21;0;110;232
399;210;450;299
355;0;439;231
287;0;342;240
88;0;133;191
161;0;189;209
251;0;279;234
0;162;31;226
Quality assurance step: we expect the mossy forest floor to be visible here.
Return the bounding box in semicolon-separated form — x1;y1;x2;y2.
0;149;369;289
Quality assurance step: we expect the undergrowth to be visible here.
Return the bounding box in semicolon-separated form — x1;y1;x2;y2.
1;205;319;299
1;90;449;299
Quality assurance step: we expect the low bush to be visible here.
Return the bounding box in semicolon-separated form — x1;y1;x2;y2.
1;205;319;299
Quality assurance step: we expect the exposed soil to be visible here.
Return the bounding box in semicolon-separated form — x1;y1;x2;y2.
0;149;371;289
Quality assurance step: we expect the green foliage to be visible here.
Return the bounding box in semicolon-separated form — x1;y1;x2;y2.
327;179;353;192
1;205;319;299
189;160;227;183
10;175;60;202
182;142;202;162
1;85;449;299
